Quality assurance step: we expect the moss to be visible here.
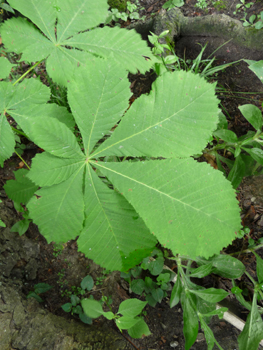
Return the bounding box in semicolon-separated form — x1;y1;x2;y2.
107;0;127;12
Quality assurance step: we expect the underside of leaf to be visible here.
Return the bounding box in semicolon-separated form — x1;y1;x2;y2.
77;165;157;271
93;159;241;258
93;70;220;158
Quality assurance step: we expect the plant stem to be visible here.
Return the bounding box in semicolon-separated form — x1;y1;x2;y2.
230;243;263;256
13;59;44;86
15;150;30;170
245;270;257;287
11;126;29;138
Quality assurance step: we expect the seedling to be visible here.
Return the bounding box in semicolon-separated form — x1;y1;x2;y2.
241;11;263;29
105;0;145;25
148;30;240;78
162;0;184;10
52;242;64;257
27;283;53;303
169;253;244;350
233;0;253;15
195;0;219;10
61;274;95;324
205;105;263;189
122;249;175;307
82;298;150;338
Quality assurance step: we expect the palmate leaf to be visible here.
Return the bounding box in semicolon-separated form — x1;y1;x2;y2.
25;64;241;271
2;0;154;86
24;61;156;271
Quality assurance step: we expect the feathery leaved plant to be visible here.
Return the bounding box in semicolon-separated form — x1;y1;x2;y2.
0;0;242;274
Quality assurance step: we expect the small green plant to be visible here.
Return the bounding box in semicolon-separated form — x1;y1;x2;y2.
231;251;263;349
82;297;150;338
195;0;219;10
149;30;240;78
205;104;263;189
162;0;184;10
27;283;53;302
168;251;262;350
62;275;95;324
108;0;127;12
241;11;263;29
122;249;175;307
95;269;110;286
106;0;145;25
52;242;64;257
233;0;253;15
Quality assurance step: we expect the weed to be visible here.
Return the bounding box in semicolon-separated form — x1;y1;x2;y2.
106;0;145;25
195;0;219;10
27;283;53;303
95;269;111;286
233;0;253;15
149;30;240;79
162;0;184;10
61;274;95;324
52;242;64;257
205;105;263;189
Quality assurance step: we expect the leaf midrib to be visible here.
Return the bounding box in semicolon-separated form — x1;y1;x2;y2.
92;87;214;157
31;0;55;44
86;165;119;246
92;160;236;228
54;163;85;221
57;0;89;44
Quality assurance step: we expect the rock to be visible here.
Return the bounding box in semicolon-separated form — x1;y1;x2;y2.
258;215;263;227
241;175;263;207
0;228;40;280
170;340;179;347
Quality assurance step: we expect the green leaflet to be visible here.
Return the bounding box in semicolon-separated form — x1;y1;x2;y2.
28;168;85;243
28;153;85;187
0;111;15;167
67;59;131;154
77;165;156;271
0;57;15;79
94;70;220;158
93;158;240;258
2;0;154;86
